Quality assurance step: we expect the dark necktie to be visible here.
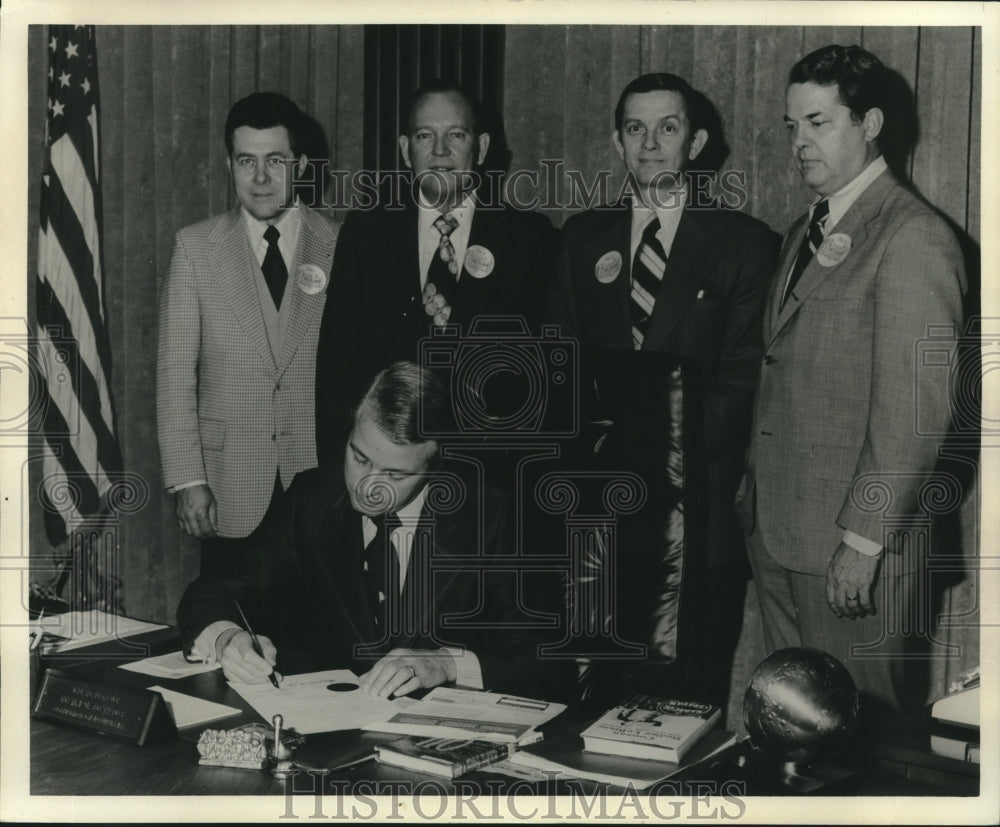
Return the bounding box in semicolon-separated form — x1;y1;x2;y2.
427;212;459;309
261;225;288;309
363;511;402;630
781;197;829;310
630;217;668;350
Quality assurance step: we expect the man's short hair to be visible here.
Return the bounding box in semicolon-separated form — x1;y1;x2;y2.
614;73;727;171
788;45;890;125
402;80;483;137
355;362;451;446
224;92;305;157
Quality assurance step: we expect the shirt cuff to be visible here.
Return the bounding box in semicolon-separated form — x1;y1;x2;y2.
169;479;208;494
843;530;883;557
441;647;483;690
188;620;242;664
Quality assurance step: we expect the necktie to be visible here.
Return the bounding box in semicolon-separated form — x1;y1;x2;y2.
363;511;402;630
781;198;829;310
427;212;460;309
261;225;288;309
630;217;668;350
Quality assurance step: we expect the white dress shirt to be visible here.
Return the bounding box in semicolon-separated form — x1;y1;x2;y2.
416;192;476;287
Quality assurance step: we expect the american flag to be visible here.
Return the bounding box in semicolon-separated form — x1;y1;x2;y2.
36;25;123;608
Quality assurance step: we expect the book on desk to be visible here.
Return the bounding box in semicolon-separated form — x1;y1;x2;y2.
580;694;721;763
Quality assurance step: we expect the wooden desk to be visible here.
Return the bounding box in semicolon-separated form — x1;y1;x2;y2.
31;638;980;798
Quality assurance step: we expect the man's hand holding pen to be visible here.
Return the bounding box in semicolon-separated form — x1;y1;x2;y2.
215;628;280;686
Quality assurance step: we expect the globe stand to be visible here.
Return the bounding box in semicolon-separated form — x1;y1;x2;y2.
740;745;857;793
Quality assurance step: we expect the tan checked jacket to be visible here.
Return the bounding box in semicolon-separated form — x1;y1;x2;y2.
156;206;339;537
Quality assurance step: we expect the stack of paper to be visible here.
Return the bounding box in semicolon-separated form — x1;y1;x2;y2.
229;669;406;734
148;686;241;729
120;651;220;680
503;728;736;788
362;687;567;744
35;610;167;654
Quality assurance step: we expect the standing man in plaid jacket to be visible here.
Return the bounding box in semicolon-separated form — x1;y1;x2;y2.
156;92;339;574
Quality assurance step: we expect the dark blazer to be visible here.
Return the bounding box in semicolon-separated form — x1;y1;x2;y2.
315;197;557;463
177;464;572;701
548;203;779;566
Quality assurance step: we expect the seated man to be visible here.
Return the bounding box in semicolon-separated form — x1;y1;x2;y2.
177;362;570;701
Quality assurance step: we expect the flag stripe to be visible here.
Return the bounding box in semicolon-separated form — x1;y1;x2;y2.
38;227;115;419
37;24;122;558
40;173;104;344
37;301;120;485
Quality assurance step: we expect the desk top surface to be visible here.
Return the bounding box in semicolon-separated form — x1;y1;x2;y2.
29;632;981;799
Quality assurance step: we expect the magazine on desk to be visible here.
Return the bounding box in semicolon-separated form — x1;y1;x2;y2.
362;686;567;744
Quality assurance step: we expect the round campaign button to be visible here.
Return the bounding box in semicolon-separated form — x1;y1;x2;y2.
816;233;852;267
464;245;495;279
326;683;359;692
296;263;328;294
595;251;622;283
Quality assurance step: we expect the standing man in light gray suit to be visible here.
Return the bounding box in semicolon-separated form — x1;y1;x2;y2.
736;45;965;722
157;92;339;574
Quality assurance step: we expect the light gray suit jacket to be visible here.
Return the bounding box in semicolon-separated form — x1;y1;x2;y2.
736;170;965;575
156;206;339;537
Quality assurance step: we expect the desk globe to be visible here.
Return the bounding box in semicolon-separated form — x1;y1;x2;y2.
743;647;859;764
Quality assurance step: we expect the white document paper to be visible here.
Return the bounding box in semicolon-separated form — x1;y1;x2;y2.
361;686;568;743
148;685;241;729
36;610;167;653
228;669;406;734
119;651;220;680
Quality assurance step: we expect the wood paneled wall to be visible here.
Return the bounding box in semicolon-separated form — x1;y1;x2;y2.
503;25;981;713
505;25;981;245
26;26;980;706
27;25;365;623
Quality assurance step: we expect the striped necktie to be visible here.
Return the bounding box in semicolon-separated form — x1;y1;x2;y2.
781;197;829;310
630;217;667;350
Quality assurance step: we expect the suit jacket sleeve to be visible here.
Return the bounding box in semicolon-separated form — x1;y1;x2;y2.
836;213;965;542
315;211;364;465
473;488;575;701
176;482;299;649
544;216;582;337
702;223;779;461
156;231;207;489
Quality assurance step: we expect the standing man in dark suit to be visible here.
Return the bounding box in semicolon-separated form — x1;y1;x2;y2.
178;362;570;701
157;93;339;573
736;46;965;722
548;73;778;708
315;81;556;464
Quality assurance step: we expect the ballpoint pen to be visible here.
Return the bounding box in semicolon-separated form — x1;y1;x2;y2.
233;600;280;689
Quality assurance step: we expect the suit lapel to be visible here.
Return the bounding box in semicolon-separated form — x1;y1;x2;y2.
594;206;633;347
209;209;276;372
397;496;465;647
277;206;337;375
641;207;719;351
768;172;895;345
315;496;376;642
765;215;806;340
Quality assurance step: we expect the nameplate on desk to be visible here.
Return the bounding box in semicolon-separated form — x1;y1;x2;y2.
32;669;177;746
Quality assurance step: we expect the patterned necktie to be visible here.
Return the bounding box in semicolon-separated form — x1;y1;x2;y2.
630;217;668;350
781;197;829;310
363;511;402;630
427;212;460;309
261;225;288;309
